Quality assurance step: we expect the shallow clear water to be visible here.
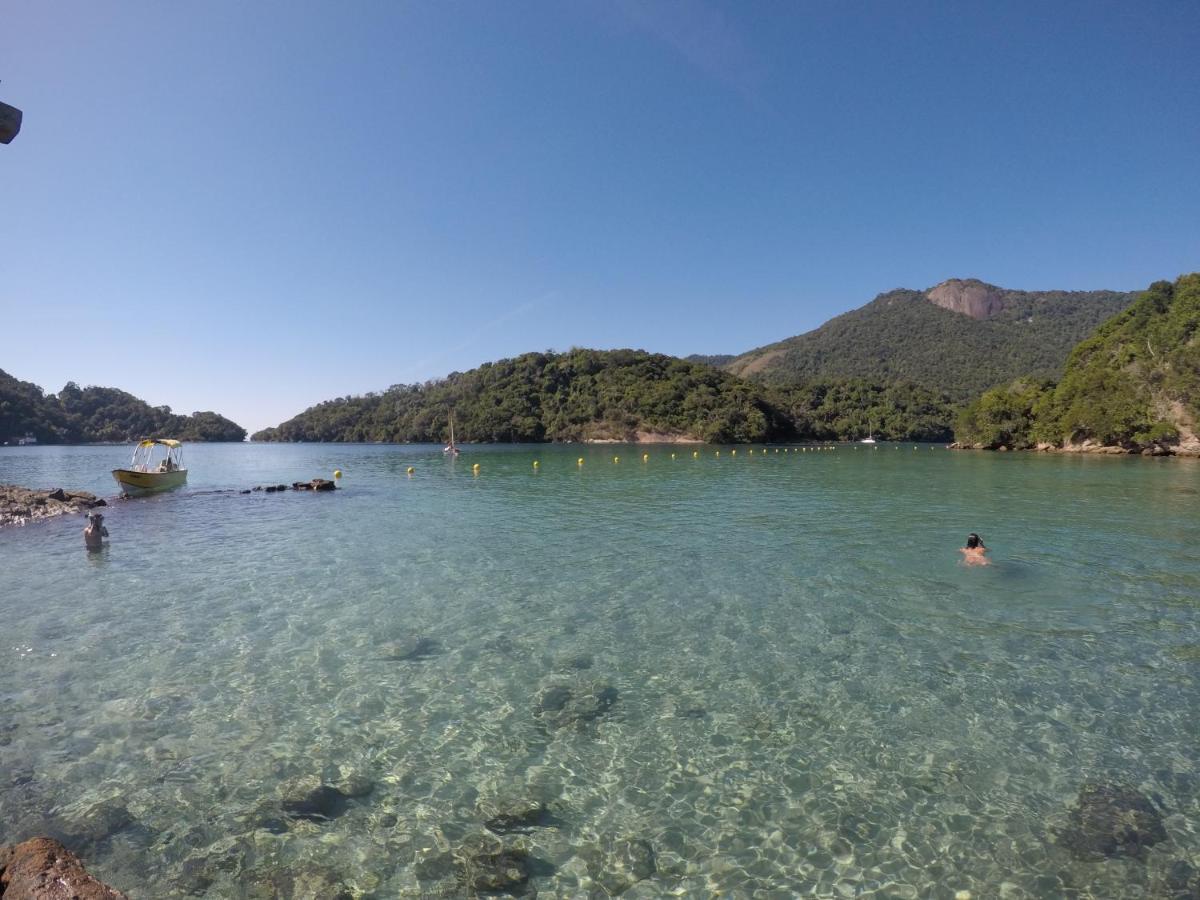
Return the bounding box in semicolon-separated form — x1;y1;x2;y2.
1;443;1198;898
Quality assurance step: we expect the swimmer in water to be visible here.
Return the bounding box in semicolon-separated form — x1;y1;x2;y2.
959;532;989;566
84;512;108;551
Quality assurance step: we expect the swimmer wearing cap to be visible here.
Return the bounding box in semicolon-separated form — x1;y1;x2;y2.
84;511;108;550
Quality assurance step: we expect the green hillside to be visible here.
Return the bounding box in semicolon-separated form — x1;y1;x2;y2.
956;273;1200;452
251;348;957;444
0;369;247;443
725;281;1134;400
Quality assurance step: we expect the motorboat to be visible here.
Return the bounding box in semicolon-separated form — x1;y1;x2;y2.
112;439;188;495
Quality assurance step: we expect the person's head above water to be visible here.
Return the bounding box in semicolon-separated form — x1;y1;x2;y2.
88;512;104;524
965;533;984;549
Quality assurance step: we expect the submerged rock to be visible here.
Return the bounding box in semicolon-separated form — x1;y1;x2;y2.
0;836;128;899
61;799;135;850
453;834;545;895
376;635;440;661
250;775;363;830
1161;859;1200;899
252;863;352;900
480;798;554;834
533;679;619;729
1059;783;1167;860
280;782;350;824
582;834;657;895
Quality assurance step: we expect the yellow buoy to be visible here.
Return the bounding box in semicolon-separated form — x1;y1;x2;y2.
642;453;649;462
731;449;737;456
472;463;480;473
577;457;584;466
613;456;619;464
693;450;699;458
333;469;342;479
533;460;539;468
671;452;676;460
406;466;414;475
715;450;720;457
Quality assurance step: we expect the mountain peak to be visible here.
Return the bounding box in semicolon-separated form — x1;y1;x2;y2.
926;278;1005;320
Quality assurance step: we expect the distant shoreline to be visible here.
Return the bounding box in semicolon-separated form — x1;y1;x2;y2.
950;442;1200;459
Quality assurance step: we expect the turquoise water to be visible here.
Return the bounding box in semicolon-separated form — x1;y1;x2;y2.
1;443;1198;897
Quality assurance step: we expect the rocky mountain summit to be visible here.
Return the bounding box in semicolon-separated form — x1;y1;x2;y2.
925;278;1007;319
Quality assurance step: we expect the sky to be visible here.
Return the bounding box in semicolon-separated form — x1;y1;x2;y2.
2;1;1197;433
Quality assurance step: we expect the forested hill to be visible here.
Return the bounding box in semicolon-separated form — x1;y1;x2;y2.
253;350;787;443
0;370;247;443
252;349;959;444
723;279;1135;400
956;273;1200;454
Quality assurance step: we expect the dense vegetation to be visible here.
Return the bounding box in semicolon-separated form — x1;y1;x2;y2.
0;370;247;443
725;286;1134;400
252;349;957;444
771;380;955;442
956;274;1199;450
254;350;785;443
684;353;735;368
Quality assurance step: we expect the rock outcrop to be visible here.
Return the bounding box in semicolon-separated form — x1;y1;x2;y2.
0;837;127;899
0;485;106;528
1058;783;1167;861
926;278;1007;320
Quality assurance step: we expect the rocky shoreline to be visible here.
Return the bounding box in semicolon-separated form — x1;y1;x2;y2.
0;838;127;899
0;484;107;529
949;441;1200;457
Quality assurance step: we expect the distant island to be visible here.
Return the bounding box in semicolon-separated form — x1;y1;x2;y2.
0;370;247;444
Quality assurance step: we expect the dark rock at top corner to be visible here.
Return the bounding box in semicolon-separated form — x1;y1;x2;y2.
1059;782;1167;861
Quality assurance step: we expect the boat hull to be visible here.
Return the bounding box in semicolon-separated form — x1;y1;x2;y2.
112;468;188;495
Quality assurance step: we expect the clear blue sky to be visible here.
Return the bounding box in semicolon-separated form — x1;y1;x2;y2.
2;1;1197;433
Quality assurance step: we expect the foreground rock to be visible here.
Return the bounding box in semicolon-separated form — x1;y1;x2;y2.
0;837;127;899
1;484;106;528
533;678;619;730
1058;783;1167;861
581;834;657;895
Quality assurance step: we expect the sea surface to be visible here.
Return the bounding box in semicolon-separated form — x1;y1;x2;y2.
1;442;1198;898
